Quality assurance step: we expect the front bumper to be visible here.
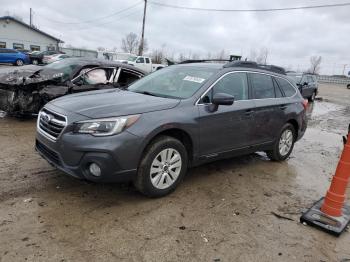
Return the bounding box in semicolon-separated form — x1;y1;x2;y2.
35;123;143;183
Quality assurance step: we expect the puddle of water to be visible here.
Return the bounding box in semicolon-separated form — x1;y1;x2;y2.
289;127;343;195
307;101;345;118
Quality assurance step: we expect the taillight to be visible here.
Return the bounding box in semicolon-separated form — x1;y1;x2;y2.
302;99;308;110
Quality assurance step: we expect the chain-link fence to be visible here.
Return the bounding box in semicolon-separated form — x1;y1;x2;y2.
317;75;350;85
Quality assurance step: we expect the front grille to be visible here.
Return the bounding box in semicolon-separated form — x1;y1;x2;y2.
36;140;61;166
38;108;67;141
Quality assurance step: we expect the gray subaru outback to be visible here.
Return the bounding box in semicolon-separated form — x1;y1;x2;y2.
36;61;308;197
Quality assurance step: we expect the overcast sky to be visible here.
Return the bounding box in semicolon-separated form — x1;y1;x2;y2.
2;0;350;74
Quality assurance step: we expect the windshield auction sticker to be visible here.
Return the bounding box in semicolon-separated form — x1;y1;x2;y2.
183;76;205;83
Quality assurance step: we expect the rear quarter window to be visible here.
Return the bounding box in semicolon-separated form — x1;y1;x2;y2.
250;73;275;99
275;77;296;97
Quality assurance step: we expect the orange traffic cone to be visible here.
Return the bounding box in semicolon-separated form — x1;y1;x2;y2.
321;135;350;217
300;125;350;236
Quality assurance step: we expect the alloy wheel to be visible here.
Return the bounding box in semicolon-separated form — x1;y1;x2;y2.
16;60;24;66
150;148;182;190
279;129;293;156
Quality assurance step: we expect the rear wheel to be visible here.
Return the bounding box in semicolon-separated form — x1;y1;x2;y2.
15;59;24;66
134;136;188;197
347;84;350;89
266;123;296;161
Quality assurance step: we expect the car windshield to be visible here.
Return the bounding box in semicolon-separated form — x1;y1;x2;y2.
287;74;302;83
128;66;218;99
128;56;138;62
42;59;81;81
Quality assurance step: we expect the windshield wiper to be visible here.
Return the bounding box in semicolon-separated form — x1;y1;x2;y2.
134;91;159;97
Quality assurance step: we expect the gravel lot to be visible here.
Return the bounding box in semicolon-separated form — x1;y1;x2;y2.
0;83;349;262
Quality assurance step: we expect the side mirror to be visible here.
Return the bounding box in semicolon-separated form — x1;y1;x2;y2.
212;93;234;106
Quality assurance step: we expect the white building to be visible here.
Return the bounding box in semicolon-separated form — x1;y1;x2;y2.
0;16;63;51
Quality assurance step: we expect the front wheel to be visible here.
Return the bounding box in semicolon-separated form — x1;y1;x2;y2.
308;91;316;102
266;123;296;161
15;59;24;66
134;136;188;197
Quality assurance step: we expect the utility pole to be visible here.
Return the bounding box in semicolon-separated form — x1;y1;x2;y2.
138;0;147;56
30;8;32;27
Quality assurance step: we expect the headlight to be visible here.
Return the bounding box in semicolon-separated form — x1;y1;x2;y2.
73;115;140;136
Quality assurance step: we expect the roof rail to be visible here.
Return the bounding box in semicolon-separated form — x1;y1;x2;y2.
223;60;286;75
179;59;231;64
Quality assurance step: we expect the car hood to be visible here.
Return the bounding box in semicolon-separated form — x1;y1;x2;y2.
0;66;65;87
50;89;181;118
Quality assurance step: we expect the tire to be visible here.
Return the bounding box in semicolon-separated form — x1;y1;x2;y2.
15;59;24;66
347;84;350;89
308;91;316;102
134;136;188;197
266;123;296;161
32;59;39;65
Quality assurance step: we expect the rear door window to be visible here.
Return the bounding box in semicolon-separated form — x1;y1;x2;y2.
250;73;275;99
145;58;150;64
275;77;296;97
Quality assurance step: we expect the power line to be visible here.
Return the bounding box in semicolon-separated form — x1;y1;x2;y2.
148;1;350;12
37;1;143;25
63;8;143;31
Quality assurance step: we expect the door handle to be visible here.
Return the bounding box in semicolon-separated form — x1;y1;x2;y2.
280;105;287;110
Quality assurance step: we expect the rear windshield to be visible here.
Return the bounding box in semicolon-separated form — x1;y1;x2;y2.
128;66;218;99
287;74;302;84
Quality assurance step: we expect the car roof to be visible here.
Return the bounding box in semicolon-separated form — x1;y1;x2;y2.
62;57;147;74
175;62;287;77
176;62;226;69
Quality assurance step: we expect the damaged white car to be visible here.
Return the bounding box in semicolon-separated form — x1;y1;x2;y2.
0;58;145;116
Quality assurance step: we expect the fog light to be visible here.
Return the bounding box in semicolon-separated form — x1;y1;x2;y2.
89;163;101;177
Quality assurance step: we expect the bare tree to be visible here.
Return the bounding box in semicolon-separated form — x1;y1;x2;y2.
256;47;269;65
249;49;257;62
151;49;164;64
178;53;188;62
121;32;139;54
308;56;322;74
191;53;200;60
97;46;106;52
216;49;227;60
249;47;269;64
